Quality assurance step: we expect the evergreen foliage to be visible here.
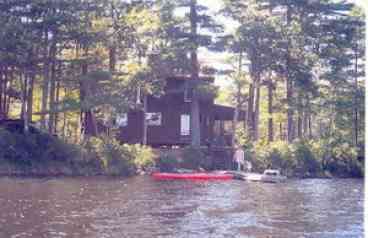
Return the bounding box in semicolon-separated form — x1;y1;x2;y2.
0;0;364;177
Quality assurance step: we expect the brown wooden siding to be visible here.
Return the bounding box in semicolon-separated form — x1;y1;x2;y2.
117;77;242;146
119;94;214;146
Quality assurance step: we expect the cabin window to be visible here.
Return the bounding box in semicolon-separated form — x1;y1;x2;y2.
180;114;190;136
115;113;128;127
145;112;162;126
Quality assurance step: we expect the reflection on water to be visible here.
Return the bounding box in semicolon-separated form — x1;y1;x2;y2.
0;177;363;238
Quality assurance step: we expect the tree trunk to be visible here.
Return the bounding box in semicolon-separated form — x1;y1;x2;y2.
268;81;274;142
303;97;309;139
353;42;359;146
297;113;302;139
243;103;248;132
253;75;261;141
303;111;308;139
3;69;8;118
286;4;294;143
75;43;83;141
54;78;61;134
80;46;98;137
62;87;67;139
247;83;254;139
279;122;283;140
41;29;49;130
89;112;98;136
191;93;201;147
297;95;302;139
48;38;57;134
109;46;116;72
20;72;29;133
0;66;5;119
107;46;116;137
189;0;201;148
0;67;3;119
27;71;35;124
308;114;312;139
232;51;242;147
2;68;8;119
1;69;4;117
79;44;87;137
142;94;148;145
5;73;10;117
286;77;294;143
26;47;37;125
232;99;239;146
20;73;25;120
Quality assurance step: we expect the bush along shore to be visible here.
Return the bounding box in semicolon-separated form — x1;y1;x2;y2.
151;140;364;178
248;139;364;178
0;127;156;177
0;127;364;178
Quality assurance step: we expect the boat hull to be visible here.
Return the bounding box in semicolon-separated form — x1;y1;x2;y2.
218;171;287;183
152;172;234;180
244;173;286;183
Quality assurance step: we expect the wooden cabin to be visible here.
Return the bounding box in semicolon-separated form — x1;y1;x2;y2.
116;76;245;147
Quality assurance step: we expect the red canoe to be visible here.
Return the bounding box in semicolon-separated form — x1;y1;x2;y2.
152;172;233;180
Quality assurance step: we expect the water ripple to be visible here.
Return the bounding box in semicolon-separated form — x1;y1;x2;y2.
0;177;363;238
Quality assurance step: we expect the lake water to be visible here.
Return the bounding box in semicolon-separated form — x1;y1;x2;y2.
0;176;363;238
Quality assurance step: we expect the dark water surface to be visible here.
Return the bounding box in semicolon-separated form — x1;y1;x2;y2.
0;176;363;238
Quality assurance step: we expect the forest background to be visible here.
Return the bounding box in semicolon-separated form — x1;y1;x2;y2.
0;0;365;177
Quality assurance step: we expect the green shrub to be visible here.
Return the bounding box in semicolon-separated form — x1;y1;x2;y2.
316;134;363;177
80;136;107;168
182;146;210;170
122;144;156;171
348;158;364;177
80;137;156;175
0;127;157;176
252;140;296;175
102;139;135;176
294;140;321;176
157;152;179;172
251;137;363;178
81;137;135;175
42;136;80;162
0;128;79;166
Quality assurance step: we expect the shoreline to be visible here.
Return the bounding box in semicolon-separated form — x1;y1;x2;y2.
0;163;362;179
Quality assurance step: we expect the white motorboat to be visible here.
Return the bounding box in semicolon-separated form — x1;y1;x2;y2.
243;169;286;183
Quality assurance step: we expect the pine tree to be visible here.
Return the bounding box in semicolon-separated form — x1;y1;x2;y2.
158;0;222;147
221;0;285;141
